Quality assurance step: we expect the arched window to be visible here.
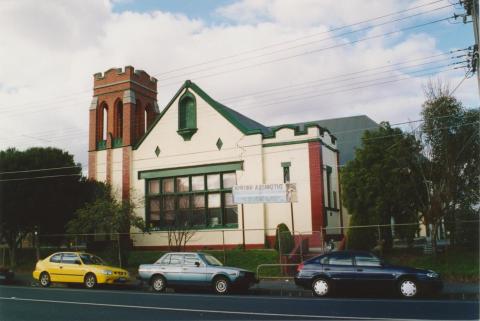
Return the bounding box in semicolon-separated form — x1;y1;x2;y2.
115;100;123;139
177;91;197;141
102;104;108;141
144;107;148;133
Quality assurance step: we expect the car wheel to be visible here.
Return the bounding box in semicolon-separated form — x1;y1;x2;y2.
151;275;166;292
213;276;229;295
39;272;50;287
398;278;418;298
84;273;97;289
312;277;330;297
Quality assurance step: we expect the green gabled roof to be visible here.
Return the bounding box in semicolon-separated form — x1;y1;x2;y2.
134;80;272;150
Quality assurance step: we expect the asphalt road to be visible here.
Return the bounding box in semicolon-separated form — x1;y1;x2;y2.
0;285;478;321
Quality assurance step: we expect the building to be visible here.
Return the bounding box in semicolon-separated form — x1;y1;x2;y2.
88;66;343;249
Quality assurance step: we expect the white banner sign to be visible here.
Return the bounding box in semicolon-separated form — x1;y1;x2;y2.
232;183;297;204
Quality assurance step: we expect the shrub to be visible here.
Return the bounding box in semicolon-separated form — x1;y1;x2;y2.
274;223;294;254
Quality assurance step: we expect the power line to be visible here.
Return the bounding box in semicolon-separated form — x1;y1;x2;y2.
153;0;452;78
157;5;456;83
160;16;455;87
0;165;82;175
0;173;82;182
0;66;465;147
0;1;453;112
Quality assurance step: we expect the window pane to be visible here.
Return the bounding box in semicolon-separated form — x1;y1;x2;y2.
184;254;199;267
163;196;175;210
208;208;222;227
224;207;238;225
62;253;79;264
208;193;220;208
328;255;353;266
191;175;204;191
50;254;62;263
164;211;175;226
355;255;381;267
170;254;183;266
193;195;205;208
162;178;174;193
207;174;220;190
222;173;236;188
192;209;206;226
148;180;160;194
224;193;234;206
158;254;170;264
179;195;190;209
177;177;189;192
150;199;160;221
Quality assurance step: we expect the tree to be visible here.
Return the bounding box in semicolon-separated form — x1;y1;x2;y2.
0;147;94;267
66;184;146;267
416;81;479;251
342;124;423;251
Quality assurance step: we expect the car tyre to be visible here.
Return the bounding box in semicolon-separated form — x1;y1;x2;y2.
39;272;50;287
312;277;330;297
398;278;418;298
151;275;166;292
84;273;97;289
213;276;230;295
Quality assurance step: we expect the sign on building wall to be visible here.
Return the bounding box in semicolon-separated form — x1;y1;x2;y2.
233;183;297;204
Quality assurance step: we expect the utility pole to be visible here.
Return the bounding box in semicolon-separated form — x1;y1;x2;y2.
462;0;479;95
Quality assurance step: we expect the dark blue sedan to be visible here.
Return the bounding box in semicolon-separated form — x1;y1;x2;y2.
294;251;442;298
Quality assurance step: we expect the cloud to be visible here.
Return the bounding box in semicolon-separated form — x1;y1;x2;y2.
0;0;475;170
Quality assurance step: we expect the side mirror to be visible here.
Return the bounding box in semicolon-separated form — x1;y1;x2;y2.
74;260;82;265
195;261;200;267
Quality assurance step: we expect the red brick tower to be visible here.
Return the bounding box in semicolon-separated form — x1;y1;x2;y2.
88;66;158;200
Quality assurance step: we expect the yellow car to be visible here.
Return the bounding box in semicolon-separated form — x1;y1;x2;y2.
33;252;129;289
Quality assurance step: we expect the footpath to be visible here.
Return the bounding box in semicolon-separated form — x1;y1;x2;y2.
8;273;479;300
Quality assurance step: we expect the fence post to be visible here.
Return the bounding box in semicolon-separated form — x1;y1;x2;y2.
377;225;381;241
117;234;122;267
34;227;40;261
222;230;226;264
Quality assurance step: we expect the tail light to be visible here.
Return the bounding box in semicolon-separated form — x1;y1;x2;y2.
297;263;304;272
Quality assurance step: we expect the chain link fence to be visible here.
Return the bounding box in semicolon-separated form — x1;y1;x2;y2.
2;220;478;279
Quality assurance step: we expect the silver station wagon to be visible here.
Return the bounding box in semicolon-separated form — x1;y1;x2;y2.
138;252;257;294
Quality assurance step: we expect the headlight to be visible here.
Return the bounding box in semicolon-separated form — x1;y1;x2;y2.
426;272;438;278
103;270;113;275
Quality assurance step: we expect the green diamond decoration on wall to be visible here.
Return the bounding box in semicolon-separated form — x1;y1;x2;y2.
155;146;161;157
216;138;223;150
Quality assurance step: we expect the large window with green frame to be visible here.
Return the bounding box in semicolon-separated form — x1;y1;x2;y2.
146;172;238;230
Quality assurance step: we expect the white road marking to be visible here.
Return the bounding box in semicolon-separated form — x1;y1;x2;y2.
0;285;470;304
0;296;441;321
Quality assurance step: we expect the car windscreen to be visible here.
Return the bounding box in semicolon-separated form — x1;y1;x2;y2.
80;254;105;265
200;254;223;266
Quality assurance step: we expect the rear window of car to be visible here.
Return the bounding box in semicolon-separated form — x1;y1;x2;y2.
169;254;184;266
50;254;62;263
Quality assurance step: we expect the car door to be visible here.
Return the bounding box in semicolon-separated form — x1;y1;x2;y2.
180;254;207;286
354;253;396;291
47;253;63;282
60;253;84;283
323;252;357;290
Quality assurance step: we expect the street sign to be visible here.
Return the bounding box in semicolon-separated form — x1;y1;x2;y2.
232;183;297;204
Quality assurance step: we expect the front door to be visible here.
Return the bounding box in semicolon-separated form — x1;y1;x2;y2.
323;252;357;290
354;254;396;292
60;253;84;283
180;254;207;285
